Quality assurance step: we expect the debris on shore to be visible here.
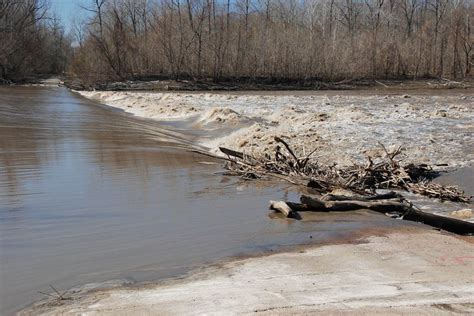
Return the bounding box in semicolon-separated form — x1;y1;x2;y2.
220;137;470;202
219;138;473;235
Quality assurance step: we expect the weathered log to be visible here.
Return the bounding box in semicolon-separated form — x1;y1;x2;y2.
300;194;407;213
402;208;474;236
271;195;474;235
366;191;402;200
321;191;402;202
269;201;301;219
285;202;314;212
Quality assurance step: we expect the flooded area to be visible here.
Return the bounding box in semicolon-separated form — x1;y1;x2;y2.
0;86;421;315
82;89;473;218
82;89;474;168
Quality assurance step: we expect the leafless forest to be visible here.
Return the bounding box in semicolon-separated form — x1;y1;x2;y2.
1;0;474;83
0;0;70;81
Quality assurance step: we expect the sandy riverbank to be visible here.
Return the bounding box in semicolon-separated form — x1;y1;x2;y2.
20;227;474;315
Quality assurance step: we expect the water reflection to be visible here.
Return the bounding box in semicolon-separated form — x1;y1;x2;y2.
0;87;225;314
0;87;203;210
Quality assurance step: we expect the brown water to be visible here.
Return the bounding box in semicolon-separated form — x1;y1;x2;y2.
0;86;419;315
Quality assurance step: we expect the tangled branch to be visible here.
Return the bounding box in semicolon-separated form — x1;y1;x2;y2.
220;137;471;203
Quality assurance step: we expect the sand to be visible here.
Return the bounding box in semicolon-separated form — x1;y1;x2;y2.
20;229;474;315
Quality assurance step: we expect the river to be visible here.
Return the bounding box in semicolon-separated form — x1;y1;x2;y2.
1;86;413;315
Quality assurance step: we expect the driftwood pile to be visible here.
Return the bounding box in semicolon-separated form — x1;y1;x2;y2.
219;137;471;203
218;136;473;235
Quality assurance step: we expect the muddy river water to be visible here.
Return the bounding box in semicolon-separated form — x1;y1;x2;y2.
0;86;471;315
0;86;413;315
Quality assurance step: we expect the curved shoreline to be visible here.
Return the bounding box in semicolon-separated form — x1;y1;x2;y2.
19;228;474;315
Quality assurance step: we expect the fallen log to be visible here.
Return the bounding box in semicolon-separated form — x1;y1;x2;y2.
301;194;407;213
285;201;314;212
402;208;474;236
270;195;474;235
321;191;402;202
269;201;301;219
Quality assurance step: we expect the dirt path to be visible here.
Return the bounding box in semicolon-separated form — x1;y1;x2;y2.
20;229;474;315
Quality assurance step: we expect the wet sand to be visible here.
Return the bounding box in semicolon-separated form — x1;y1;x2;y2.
20;228;474;315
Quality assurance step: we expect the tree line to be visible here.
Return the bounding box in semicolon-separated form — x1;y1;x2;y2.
70;0;473;83
0;0;71;81
1;1;473;83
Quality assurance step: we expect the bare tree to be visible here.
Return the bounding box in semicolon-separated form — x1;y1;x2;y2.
365;0;385;77
401;0;419;37
68;0;474;83
0;0;70;80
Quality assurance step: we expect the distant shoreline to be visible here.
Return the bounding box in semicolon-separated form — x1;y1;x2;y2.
64;77;474;92
2;76;472;92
